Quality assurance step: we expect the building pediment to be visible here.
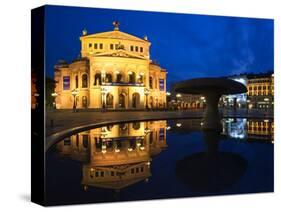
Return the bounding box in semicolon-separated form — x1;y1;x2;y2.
81;30;149;44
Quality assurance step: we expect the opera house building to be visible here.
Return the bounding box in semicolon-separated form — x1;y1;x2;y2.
54;22;167;110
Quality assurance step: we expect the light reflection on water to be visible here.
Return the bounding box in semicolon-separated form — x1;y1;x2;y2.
46;118;274;205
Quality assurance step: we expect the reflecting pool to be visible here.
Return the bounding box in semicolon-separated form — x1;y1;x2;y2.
46;118;274;205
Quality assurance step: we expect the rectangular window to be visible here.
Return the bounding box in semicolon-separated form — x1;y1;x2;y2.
110;44;114;50
88;43;92;48
140;47;143;52
94;43;98;49
130;45;134;51
99;43;103;49
159;79;165;91
95;172;99;177
101;171;104;177
111;171;114;176
135;46;138;52
63;76;70;90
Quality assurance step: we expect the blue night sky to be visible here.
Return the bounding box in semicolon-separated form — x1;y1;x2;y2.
45;5;274;90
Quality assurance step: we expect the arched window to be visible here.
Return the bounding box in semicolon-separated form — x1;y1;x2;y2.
105;74;112;83
128;72;136;83
132;93;140;108
149;77;153;89
82;74;88;88
75;75;78;88
94;73;101;85
119;93;126;108
106;93;114;108
116;73;123;83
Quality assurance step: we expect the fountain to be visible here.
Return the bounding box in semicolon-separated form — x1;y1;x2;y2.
174;77;247;130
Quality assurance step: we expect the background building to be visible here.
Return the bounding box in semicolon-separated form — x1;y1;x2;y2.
168;83;205;110
54;22;167;110
247;73;274;109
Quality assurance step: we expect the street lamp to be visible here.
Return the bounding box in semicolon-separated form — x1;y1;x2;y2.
144;88;150;110
71;89;78;112
51;92;58;109
176;93;182;110
166;92;171;110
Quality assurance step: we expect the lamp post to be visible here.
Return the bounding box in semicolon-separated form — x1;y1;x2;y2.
144;88;150;110
51;92;58;109
176;93;182;110
166;92;171;110
71;89;78;112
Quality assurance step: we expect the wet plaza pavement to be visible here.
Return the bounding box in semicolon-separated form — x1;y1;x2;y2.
45;109;273;151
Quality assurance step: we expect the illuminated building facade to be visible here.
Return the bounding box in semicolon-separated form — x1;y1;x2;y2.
54;22;167;110
56;120;167;190
247;73;274;109
169;83;205;110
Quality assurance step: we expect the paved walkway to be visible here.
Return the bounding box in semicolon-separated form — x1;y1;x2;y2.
45;109;273;151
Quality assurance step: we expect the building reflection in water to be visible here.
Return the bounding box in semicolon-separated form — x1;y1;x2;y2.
56;121;167;191
168;118;273;142
55;118;273;193
222;118;274;142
